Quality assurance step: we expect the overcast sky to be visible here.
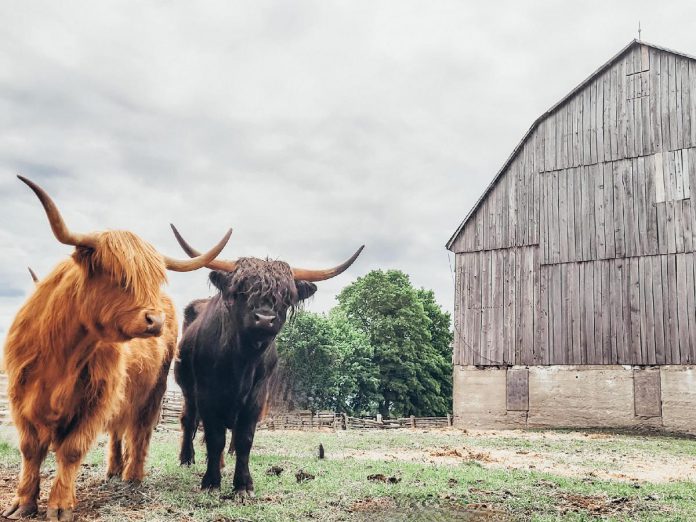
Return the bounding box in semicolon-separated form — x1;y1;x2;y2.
1;1;695;343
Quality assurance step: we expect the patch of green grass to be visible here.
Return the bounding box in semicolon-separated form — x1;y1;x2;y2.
0;429;694;520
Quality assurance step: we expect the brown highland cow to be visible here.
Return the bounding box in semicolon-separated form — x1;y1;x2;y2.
2;176;231;521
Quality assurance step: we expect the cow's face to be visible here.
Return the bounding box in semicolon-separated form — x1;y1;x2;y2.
74;231;170;342
17;175;231;344
210;258;317;341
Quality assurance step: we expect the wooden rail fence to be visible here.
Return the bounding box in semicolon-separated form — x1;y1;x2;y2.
158;389;453;430
0;382;453;431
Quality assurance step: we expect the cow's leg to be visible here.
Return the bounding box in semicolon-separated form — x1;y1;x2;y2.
47;436;92;522
122;375;167;482
106;432;124;479
200;417;225;490
179;398;198;466
3;419;48;520
122;424;154;483
47;413;103;522
232;411;258;498
175;353;198;466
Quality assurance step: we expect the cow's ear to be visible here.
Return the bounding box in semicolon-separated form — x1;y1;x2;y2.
295;281;317;301
209;271;228;291
72;246;96;275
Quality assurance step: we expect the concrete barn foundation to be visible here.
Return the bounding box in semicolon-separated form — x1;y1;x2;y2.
453;365;696;435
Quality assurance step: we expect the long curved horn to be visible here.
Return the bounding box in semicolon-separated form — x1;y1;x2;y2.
170;224;238;271
18;175;97;248
28;267;39;283
162;228;233;272
171;224;363;281
290;246;364;282
18;175;231;272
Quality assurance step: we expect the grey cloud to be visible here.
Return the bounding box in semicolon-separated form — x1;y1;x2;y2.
2;0;696;348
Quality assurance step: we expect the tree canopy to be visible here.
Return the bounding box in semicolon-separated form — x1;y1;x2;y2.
276;270;452;417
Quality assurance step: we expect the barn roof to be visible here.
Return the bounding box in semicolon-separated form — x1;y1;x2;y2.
445;39;696;251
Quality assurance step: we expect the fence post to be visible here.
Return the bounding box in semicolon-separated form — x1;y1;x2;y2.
410;415;416;428
376;414;383;424
447;414;452;427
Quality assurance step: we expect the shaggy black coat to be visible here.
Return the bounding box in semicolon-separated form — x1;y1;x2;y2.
174;259;316;494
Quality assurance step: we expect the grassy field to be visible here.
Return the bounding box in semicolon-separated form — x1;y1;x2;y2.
0;427;694;521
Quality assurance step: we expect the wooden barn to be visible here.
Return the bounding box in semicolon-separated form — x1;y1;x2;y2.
446;40;696;434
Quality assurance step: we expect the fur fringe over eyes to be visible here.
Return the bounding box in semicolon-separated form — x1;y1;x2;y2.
223;258;297;309
78;231;168;302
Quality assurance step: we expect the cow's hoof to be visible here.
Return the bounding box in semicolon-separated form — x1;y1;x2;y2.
233;489;249;501
122;477;143;487
200;476;221;491
2;500;37;519
233;487;255;501
179;457;195;466
46;507;73;521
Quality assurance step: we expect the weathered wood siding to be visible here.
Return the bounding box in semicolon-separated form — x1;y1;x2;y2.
542;151;696;264
454;247;539;366
539;255;696;365
451;43;696;366
450;44;696;255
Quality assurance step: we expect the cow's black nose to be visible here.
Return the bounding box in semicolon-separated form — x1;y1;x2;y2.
145;312;164;335
254;312;276;328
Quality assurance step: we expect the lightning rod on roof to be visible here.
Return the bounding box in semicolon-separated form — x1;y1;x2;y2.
638;21;642;41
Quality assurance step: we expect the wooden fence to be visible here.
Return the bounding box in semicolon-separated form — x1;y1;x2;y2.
0;383;453;431
158;389;453;430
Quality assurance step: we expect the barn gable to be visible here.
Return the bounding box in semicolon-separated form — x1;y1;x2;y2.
447;39;696;255
447;40;696;368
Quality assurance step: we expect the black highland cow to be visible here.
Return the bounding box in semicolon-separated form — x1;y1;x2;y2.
171;225;363;496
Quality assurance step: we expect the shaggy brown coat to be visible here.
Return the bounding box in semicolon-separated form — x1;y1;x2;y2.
3;176;231;522
3;232;178;521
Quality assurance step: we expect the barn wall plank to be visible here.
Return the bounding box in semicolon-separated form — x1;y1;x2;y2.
676;253;690;363
522;248;535;365
640;256;656;364
584;262;596;363
532;246;542;364
471;252;482;365
591;262;603;364
663;254;676;364
567;169;577;261
653;255;666;364
629;258;642;364
538;256;550;364
690;253;696;364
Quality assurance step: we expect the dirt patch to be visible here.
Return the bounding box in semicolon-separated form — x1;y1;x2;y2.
348;498;509;521
0;467;190;521
430;448;464;458
349;496;397;512
343;429;696;483
555;492;642;517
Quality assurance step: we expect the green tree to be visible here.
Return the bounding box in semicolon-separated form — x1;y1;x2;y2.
276;311;336;412
337;270;451;417
275;310;380;414
416;288;453;412
328;309;381;415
